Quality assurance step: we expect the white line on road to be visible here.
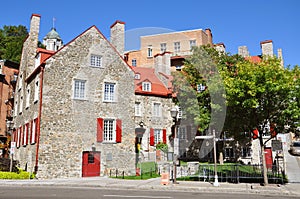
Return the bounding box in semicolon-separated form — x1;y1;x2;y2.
103;195;173;198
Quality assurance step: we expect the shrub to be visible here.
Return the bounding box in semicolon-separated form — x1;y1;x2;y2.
0;169;35;179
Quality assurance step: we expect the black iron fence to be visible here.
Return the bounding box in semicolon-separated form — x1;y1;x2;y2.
177;164;287;184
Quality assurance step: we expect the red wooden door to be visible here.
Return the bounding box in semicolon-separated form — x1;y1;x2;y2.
82;151;101;177
264;148;273;169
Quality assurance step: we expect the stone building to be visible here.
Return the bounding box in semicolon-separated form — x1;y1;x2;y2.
12;14;137;178
0;60;19;158
133;52;175;162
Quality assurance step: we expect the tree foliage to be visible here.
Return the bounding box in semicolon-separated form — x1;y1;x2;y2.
0;25;28;63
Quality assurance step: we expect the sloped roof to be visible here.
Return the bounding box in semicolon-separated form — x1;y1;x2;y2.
133;67;172;97
44;28;62;40
246;56;261;63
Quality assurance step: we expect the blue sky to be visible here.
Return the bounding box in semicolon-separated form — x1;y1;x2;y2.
1;0;299;67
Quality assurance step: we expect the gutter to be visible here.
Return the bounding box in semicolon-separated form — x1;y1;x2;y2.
34;66;44;174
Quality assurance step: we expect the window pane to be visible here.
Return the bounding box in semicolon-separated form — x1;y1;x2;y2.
74;80;85;99
104;83;115;101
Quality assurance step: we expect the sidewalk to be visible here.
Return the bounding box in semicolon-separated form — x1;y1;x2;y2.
0;177;299;197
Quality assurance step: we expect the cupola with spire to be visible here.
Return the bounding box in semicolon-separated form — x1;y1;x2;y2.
42;19;63;51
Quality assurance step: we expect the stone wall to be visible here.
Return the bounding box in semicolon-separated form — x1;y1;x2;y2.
14;25;136;178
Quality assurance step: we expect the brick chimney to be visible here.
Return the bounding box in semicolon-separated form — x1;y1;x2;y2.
260;40;273;57
205;28;213;46
238;46;250;57
110;20;125;56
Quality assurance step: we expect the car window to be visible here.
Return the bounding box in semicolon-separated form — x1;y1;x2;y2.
292;142;300;147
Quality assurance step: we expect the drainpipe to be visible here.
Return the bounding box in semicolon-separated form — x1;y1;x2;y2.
34;66;44;174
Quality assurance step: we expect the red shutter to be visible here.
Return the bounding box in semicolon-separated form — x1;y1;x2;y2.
25;123;29;145
97;118;103;142
116;119;122;143
163;129;167;144
150;128;154;146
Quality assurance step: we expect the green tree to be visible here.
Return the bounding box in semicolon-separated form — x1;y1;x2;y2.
220;57;299;185
0;25;28;63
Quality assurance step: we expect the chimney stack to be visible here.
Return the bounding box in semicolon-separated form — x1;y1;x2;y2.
110;20;125;56
277;48;284;67
260;40;273;57
205;28;213;46
238;46;249;57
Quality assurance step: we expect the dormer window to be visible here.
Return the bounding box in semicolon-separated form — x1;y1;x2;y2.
134;73;140;80
142;82;151;92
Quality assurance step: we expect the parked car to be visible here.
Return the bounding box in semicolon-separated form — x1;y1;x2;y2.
289;141;300;156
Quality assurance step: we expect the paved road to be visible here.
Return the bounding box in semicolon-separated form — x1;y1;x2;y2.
0;186;298;199
283;134;300;183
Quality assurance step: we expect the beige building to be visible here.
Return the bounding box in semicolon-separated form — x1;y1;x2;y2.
125;28;213;70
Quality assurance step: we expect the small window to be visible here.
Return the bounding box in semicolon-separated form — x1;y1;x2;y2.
190;40;196;50
88;153;95;164
34;78;39;103
147;45;153;57
134;73;140;80
74;80;86;99
135;102;141;116
153;102;161;117
142;82;151;92
104;83;116;102
154;129;162;144
160;43;167;53
19;95;23;114
132;59;137;67
25;87;30;109
174;42;180;53
90;54;102;67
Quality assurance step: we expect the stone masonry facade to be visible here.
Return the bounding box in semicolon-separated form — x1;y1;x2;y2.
13;15;136;179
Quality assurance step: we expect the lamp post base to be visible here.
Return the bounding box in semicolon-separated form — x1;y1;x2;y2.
213;175;220;187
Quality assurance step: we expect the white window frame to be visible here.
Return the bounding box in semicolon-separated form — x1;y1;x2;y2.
34;78;39;103
25;86;30;109
132;59;137;67
142;82;151;92
31;119;37;144
103;119;116;143
135;102;142;116
18;74;22;91
134;73;140;80
153;102;161;117
190;40;196;50
73;79;86;100
104;82;116;102
23;123;28;146
90;54;102;67
154;129;162;144
19;95;23;114
147;45;153;57
160;43;167;53
174;42;180;53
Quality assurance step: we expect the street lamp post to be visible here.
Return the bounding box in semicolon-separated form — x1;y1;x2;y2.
170;107;179;184
195;129;219;187
212;129;219;187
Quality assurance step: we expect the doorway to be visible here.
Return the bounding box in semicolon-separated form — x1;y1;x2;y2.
82;151;100;177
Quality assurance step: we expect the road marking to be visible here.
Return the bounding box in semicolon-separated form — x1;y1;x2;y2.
103;195;172;198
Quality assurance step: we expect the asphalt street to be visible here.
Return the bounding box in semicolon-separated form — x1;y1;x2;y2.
0;186;298;199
